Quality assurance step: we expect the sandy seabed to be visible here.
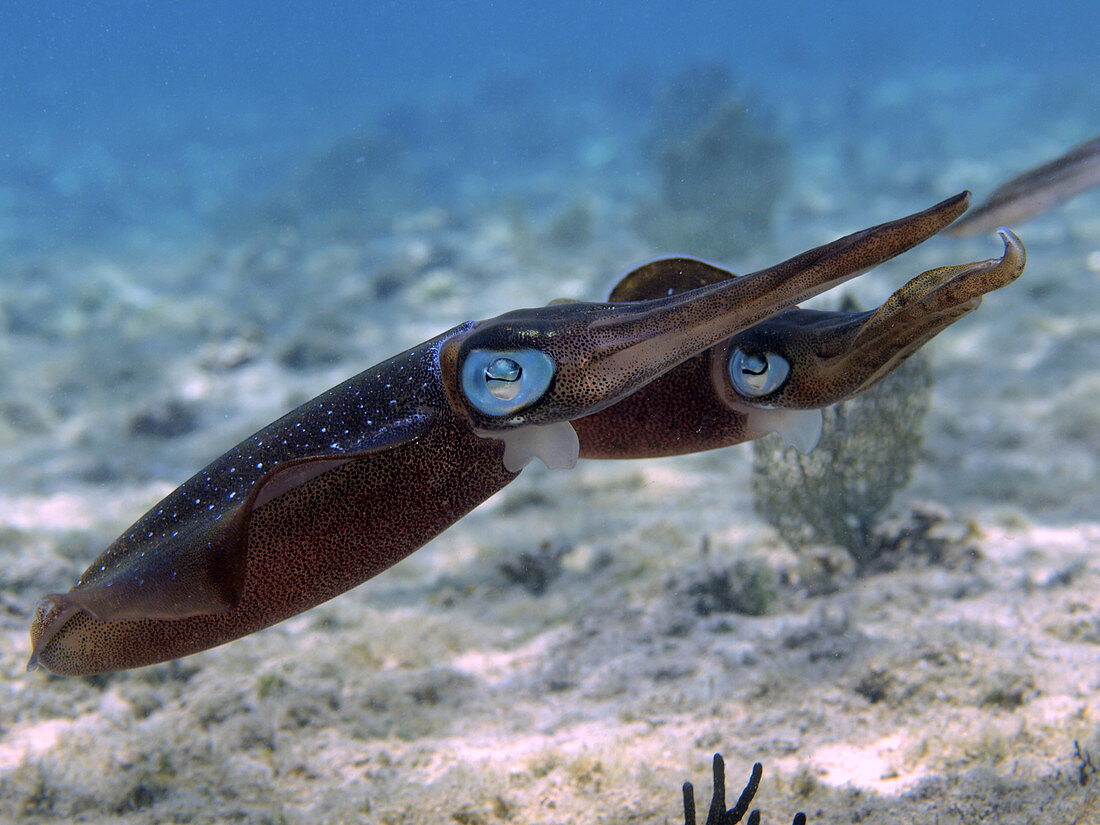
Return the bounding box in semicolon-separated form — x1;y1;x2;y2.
1;70;1099;824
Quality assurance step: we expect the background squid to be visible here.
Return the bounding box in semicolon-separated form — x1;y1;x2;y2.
947;134;1100;237
576;226;1024;458
28;192;1024;676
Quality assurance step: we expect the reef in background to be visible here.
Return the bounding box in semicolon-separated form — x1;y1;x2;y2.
634;63;790;262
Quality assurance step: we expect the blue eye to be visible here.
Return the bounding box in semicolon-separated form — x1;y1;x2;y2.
729;347;790;397
461;349;555;417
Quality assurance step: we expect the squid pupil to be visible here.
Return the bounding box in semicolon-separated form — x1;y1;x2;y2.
742;354;767;375
486;357;523;400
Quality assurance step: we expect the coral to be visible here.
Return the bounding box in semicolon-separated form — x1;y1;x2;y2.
243;128;422;239
676;557;777;617
1074;740;1097;787
751;351;933;571
496;541;568;595
864;500;981;574
681;754;806;825
635;63;789;261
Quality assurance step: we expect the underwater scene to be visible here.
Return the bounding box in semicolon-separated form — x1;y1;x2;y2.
1;1;1098;822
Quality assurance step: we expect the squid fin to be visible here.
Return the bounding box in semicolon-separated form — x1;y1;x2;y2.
609;257;736;301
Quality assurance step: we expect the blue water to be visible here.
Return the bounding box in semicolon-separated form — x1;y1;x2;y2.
2;1;1096;256
3;5;1100;821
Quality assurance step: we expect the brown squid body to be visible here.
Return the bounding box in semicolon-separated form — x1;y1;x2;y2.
30;192;988;676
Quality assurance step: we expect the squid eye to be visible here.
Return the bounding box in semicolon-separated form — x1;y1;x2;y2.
729;347;790;397
461;348;555;417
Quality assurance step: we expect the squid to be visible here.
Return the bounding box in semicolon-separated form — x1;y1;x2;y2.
576;227;1025;457
28;192;1019;676
947;134;1100;237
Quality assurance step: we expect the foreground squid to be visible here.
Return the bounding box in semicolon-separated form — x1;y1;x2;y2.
28;192;1023;676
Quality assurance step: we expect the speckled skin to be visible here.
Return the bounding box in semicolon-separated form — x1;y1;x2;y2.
30;194;1001;675
31;324;518;674
573;343;748;459
33;422;514;674
576;198;1026;460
